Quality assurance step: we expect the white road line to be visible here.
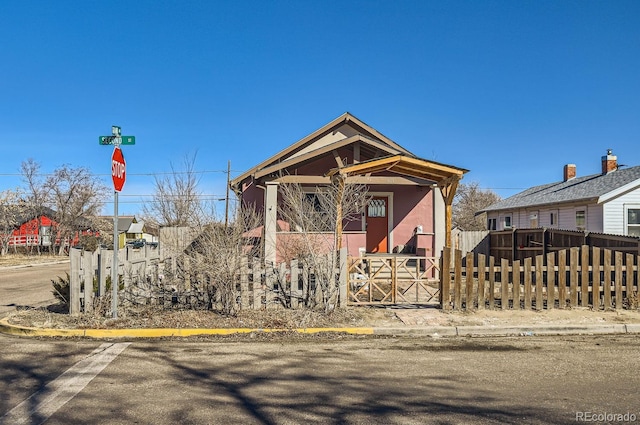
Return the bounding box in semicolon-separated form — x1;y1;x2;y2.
1;342;130;425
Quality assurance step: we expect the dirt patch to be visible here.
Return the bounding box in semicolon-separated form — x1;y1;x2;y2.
5;305;403;330
0;254;66;267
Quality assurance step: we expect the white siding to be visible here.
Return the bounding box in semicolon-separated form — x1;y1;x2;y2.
587;204;603;233
602;188;640;235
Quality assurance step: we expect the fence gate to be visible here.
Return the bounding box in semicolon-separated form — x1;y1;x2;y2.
347;255;440;305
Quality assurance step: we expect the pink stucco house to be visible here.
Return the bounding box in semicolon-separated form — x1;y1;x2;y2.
230;113;467;265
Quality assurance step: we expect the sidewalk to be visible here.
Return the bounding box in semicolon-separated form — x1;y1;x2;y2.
2;307;640;339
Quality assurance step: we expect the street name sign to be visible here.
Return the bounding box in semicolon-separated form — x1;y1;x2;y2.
99;135;136;145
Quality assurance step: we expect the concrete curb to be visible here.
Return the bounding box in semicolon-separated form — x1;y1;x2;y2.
0;318;374;339
2;317;640;339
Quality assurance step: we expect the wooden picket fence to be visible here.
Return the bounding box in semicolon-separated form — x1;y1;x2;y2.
440;246;640;311
69;245;161;314
70;247;348;314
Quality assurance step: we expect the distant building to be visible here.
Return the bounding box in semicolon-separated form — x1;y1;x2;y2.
479;150;640;236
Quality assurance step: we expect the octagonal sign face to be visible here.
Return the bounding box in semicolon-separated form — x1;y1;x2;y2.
111;147;126;192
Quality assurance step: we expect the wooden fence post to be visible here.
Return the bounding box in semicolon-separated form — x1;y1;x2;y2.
477;253;486;310
593;247;601;310
500;258;509;310
535;255;544;311
547;252;555;309
603;249;612;309
524;257;532;310
580;246;589;307
488;256;495;310
571;248;580;307
83;250;94;313
439;247;451;310
626;253;635;305
558;250;567;309
615;251;623;309
513;259;521;310
240;257;249;310
253;258;262;310
70;248;81;315
454;249;462;311
465;252;474;310
290;259;299;308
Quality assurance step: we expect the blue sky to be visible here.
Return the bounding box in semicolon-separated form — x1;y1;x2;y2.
2;0;639;216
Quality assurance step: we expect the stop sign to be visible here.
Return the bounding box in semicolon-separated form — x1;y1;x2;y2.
111;146;126;192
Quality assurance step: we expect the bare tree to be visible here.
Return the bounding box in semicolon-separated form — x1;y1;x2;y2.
20;159;51;254
277;178;370;312
45;165;109;255
0;189;23;255
452;182;501;231
174;206;262;316
141;152;204;227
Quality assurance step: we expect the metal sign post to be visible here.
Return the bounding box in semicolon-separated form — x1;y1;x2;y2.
100;125;134;319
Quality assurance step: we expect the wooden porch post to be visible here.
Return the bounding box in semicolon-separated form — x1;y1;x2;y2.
264;182;279;266
439;177;460;248
334;175;345;250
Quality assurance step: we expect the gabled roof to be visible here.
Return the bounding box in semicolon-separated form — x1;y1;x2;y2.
230;112;413;187
480;165;640;213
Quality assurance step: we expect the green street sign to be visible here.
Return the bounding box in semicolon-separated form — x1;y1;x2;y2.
99;136;136;145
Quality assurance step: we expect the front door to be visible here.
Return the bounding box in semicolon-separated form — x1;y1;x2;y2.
366;196;388;253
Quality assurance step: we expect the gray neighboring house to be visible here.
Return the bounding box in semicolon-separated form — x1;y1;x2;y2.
479;150;640;237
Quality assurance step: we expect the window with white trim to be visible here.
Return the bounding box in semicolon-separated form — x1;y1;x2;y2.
503;215;512;229
529;212;538;228
628;208;640;237
575;210;586;231
488;218;497;231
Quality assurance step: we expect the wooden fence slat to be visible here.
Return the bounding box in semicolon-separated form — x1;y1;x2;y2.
524;257;532;310
440;247;451;310
253;258;263;310
477;254;486;310
240;257;250;309
580;246;589;307
593;247;600;310
570;248;579;307
558;249;567;309
512;260;520;310
489;256;496;310
615;251;623;309
290;259;299;308
501;258;509;310
465;252;474;310
535;255;544;311
454;249;462;310
603;249;612;309
626;253;635;303
547;252;555;310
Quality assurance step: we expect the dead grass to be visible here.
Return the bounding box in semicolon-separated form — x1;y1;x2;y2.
5;305;401;330
0;253;64;267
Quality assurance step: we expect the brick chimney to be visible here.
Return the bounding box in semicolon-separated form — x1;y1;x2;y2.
563;164;576;181
601;149;618;174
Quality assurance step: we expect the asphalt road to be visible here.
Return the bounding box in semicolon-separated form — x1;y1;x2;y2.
2;333;639;424
0;262;69;315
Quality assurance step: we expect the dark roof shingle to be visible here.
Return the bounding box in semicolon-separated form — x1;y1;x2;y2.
481;165;640;213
